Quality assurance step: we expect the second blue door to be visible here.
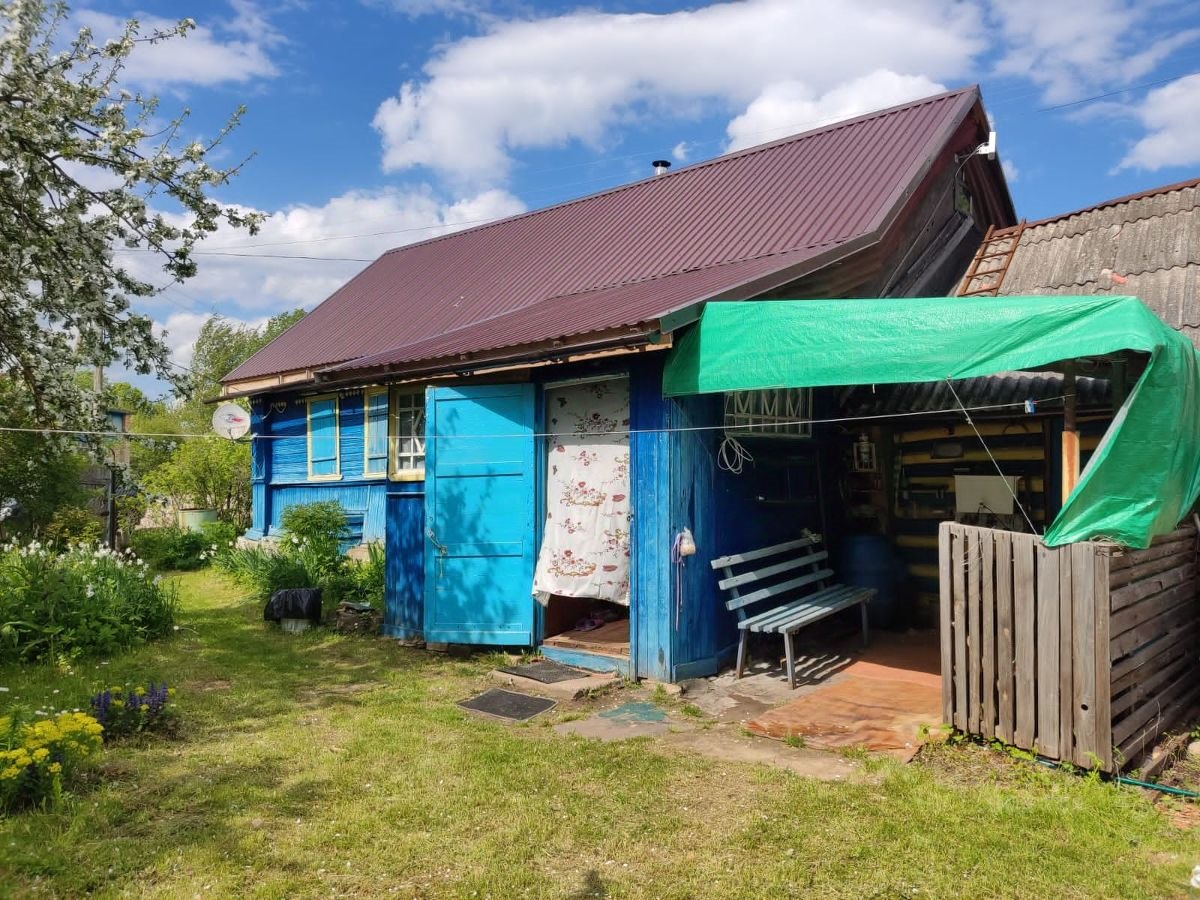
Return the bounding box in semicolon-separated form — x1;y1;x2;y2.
423;384;536;645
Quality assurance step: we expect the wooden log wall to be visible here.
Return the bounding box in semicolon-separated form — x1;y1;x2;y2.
1108;525;1200;767
940;522;1114;770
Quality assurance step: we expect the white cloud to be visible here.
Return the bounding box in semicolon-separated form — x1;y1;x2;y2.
155;310;265;371
372;0;983;184
1116;73;1200;171
725;71;948;152
1002;158;1019;182
127;186;526;369
988;0;1200;104
74;3;279;88
671;141;690;163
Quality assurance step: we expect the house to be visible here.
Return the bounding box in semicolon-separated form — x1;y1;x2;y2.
220;86;1014;682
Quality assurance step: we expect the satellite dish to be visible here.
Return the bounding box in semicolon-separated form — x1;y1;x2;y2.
212;403;251;440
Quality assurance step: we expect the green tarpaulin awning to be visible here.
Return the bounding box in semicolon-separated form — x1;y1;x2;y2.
663;295;1200;548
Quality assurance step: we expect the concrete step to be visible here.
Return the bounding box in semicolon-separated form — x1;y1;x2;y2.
489;667;620;701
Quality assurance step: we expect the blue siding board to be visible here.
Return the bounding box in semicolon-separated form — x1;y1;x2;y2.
384;482;425;639
630;357;673;681
667;393;743;679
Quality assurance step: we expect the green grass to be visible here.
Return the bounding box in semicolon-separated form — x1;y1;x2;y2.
0;571;1197;898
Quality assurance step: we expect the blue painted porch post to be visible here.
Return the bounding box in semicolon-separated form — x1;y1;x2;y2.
630;357;672;681
247;399;271;539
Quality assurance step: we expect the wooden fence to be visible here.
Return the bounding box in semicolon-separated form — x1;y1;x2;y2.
940;522;1199;772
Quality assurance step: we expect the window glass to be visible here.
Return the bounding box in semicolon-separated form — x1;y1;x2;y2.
364;389;389;476
390;390;426;477
308;397;339;478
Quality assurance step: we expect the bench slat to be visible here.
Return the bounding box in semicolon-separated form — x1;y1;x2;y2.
742;586;866;632
768;591;874;634
710;536;819;570
717;551;829;591
726;568;835;611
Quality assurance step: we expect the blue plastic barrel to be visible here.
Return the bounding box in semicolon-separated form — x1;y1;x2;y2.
840;535;902;629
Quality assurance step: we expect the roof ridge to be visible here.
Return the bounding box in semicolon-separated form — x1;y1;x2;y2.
375;85;981;260
1008;175;1200;232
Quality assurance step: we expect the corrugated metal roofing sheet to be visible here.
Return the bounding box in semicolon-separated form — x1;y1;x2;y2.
839;371;1111;417
970;178;1200;347
226;87;983;383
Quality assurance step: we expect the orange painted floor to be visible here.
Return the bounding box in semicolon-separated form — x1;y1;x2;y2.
747;631;942;762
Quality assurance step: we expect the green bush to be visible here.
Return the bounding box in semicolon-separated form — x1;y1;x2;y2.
42;506;103;548
0;540;178;663
128;527;207;571
279;501;348;580
199;520;239;550
216;504;384;615
348;542;386;611
0;710;104;812
215;544;314;602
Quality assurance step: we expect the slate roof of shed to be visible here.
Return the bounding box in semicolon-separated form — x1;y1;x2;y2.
961;176;1200;346
226;86;997;385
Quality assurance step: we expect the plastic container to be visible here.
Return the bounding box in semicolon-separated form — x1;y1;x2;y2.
178;508;219;532
840;534;903;630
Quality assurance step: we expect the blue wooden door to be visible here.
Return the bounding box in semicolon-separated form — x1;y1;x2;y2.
423;384;536;645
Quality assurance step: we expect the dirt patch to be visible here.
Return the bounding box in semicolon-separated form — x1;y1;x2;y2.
187;678;232;693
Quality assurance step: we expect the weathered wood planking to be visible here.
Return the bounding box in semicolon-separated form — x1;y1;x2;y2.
940;525;1128;772
1035;541;1061;759
1013;531;1037;749
1093;550;1112;771
951;527;967;731
967;528;981;735
995;530;1015;744
939;525;954;726
1070;545;1096;768
1108;526;1200;768
981;535;996;739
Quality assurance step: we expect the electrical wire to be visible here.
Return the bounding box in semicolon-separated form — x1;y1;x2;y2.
717;434;754;474
0;395;1066;443
944;378;1041;535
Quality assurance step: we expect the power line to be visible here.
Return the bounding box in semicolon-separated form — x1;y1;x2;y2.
1037;69;1200;112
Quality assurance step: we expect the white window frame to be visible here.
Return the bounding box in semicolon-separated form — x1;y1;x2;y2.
389;388;426;481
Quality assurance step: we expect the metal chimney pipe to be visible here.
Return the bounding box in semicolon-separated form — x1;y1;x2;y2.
652;159;671;176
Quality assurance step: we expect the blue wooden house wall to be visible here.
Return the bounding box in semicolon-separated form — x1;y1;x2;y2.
246;390;424;639
241;356;814;682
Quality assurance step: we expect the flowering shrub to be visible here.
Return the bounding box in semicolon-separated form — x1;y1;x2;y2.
0;710;103;811
89;682;177;741
0;541;178;663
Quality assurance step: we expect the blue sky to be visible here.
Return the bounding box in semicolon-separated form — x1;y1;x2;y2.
81;0;1200;392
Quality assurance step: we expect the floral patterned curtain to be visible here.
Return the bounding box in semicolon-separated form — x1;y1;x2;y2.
532;377;631;606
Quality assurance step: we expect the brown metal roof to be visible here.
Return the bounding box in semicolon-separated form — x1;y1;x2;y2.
958;177;1200;345
226;86;990;384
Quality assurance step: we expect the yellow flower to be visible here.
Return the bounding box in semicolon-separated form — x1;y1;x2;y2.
134;687;147;697
48;762;62;774
31;748;49;762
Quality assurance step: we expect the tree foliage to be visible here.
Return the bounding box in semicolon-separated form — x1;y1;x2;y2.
188;309;305;401
0;0;261;426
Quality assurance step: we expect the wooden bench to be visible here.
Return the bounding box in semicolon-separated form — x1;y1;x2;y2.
710;532;875;689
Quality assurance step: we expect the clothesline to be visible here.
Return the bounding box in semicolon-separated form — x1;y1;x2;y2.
0;395;1070;443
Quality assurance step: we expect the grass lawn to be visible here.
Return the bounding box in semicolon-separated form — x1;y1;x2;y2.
1;570;1198;898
